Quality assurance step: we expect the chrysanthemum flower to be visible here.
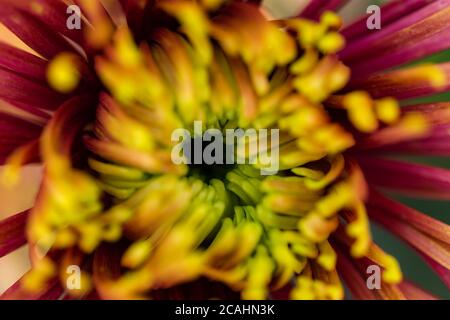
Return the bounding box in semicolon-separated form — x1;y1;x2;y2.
0;0;449;300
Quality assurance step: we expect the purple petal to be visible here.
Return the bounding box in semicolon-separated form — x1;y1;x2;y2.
299;0;348;20
340;0;450;63
0;6;77;59
0;210;28;258
359;156;450;199
0;67;67;110
342;0;435;42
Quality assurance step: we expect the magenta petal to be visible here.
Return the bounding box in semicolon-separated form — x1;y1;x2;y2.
0;6;77;59
334;243;378;300
402;102;450;125
118;0;150;33
420;253;450;288
368;190;450;244
0;42;53;112
347;63;450;100
340;0;450;63
1;276;63;300
359;156;450;199
1;98;52;121
8;0;84;45
0;113;42;163
0;210;29;258
0;42;47;81
0;113;42;137
348;29;450;79
0;67;67;110
356;102;450;152
375;124;450;156
369;208;450;273
42;94;97;158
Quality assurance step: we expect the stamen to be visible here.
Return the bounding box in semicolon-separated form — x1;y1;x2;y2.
47;53;82;93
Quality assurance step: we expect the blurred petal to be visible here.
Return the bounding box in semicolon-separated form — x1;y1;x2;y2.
300;0;348;20
369;207;450;276
398;280;438;300
0;210;28;258
348;63;450;100
368;190;450;243
0;6;78;59
340;0;450;62
0;113;42;164
0;67;68;110
342;0;433;42
359;156;450;199
0;275;62;300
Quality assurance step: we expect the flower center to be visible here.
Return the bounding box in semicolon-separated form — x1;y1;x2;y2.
22;1;400;300
186;136;237;182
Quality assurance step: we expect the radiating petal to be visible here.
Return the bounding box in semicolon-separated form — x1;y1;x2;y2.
369;207;450;274
0;67;67;110
398;280;438;300
334;243;378;300
4;0;85;45
419;253;450;288
299;0;348;20
0;112;42;164
0;42;47;81
342;0;434;42
348;31;450;79
347;63;450;100
0;210;28;258
359;156;450;199
368;190;450;244
0;6;77;59
0;275;62;300
340;0;450;63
